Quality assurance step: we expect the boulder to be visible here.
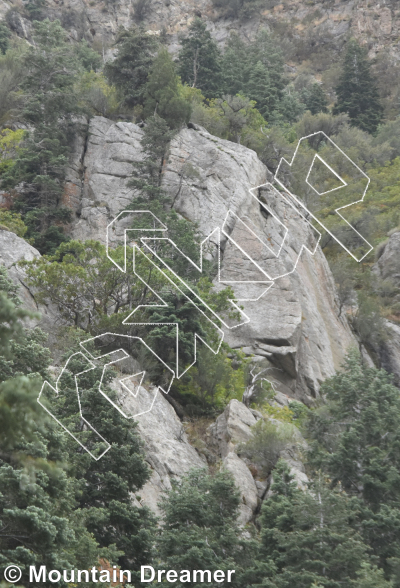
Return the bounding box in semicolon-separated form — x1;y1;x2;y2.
374;230;400;288
209;398;257;458
223;452;259;526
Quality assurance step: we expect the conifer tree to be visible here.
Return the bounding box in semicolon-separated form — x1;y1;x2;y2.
105;26;158;109
53;348;156;575
247;61;274;120
0;268;101;588
221;33;249;96
157;469;241;586
1;19;81;253
302;83;328;115
307;350;400;579
143;48;191;129
333;39;383;134
259;460;374;588
177;18;222;99
221;30;285;117
0;22;10;55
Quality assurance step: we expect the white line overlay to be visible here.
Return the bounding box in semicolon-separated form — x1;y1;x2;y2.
38;132;373;458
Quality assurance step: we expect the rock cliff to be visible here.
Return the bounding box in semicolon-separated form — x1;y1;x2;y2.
1;0;399;62
68;116;356;404
0;115;362;523
373;229;400;385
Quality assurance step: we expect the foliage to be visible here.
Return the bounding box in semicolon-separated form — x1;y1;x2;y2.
50;346;156;576
177;18;222;99
104;26;158;110
239;419;296;476
0;22;10;55
74;40;102;72
22;240;135;331
144;48;191;128
0;45;26;127
301;82;328;115
157;468;259;587
307;350;400;576
334;39;383;134
0;128;24;175
0;268;103;588
24;0;47;21
78;70;119;117
259;461;373;588
1;20;82;253
262;403;294;424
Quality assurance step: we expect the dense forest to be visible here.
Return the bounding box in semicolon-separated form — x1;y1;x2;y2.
1;1;400;586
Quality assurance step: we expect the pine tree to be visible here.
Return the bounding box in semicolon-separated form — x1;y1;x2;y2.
247;61;275;120
221;33;249;96
0;22;10;55
307;350;400;578
157;469;243;586
333;39;383;134
249;30;286;109
104;26;158;109
302;83;328;115
143;48;191;129
0;268;101;588
177;18;222;99
1;19;81;253
221;29;285;117
259;460;374;588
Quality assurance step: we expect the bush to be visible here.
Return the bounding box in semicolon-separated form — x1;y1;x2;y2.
238;418;296;475
0;210;27;237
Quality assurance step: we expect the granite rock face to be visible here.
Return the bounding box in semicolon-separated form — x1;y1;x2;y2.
67;118;356;403
1;0;399;62
209;399;308;525
0;229;40;314
373;231;400;386
374;230;400;289
110;379;206;516
68;117;144;243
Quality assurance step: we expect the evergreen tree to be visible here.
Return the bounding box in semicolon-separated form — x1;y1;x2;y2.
221;30;285;118
0;268;101;588
0;22;10;55
307;351;400;578
302;83;328;115
259;460;374;588
221;33;248;96
249;30;286;103
143;48;191;129
1;19;81;253
157;469;246;587
177;18;222;99
247;61;275;120
104;26;158;109
52;349;156;576
333;39;383;134
74;40;102;72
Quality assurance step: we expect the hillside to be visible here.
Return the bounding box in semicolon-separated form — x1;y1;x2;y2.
1;1;400;587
